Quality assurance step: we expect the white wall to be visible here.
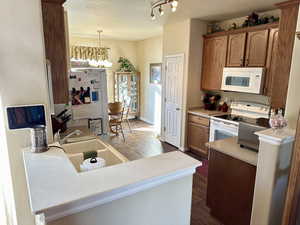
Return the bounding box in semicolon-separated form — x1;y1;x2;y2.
49;176;193;225
0;0;52;225
137;36;163;128
285;8;300;129
69;36;138;102
162;20;191;149
162;19;207;149
186;19;207;108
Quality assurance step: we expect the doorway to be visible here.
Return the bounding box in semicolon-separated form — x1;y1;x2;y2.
162;54;184;148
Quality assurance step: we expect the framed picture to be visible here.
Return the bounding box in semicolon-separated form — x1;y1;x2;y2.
150;63;162;84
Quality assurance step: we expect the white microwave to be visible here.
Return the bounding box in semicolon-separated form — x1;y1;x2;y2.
221;67;265;94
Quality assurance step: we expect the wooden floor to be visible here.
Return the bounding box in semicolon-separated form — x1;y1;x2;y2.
100;120;223;225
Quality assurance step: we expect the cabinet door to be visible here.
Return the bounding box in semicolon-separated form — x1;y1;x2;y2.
264;28;279;96
227;33;246;67
188;122;209;157
42;2;69;104
201;36;227;91
207;149;256;225
245;30;269;67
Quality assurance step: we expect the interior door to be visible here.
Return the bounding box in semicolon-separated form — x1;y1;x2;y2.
164;55;184;147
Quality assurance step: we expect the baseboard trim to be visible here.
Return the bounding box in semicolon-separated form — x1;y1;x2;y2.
179;146;189;152
139;117;155;125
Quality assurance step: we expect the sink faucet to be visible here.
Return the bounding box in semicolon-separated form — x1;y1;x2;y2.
54;129;83;145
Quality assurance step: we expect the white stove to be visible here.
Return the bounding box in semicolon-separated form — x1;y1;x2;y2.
209;102;270;142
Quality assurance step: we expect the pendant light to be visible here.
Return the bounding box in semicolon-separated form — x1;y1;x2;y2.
89;30;112;68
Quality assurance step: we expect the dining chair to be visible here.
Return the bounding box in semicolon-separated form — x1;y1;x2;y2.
108;102;125;141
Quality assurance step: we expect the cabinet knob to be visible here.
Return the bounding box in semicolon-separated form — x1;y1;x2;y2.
245;58;249;66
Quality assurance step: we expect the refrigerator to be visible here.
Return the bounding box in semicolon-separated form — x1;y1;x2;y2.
68;68;109;134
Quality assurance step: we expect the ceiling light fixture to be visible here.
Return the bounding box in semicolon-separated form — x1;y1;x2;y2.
159;6;164;16
151;10;156;20
150;0;178;20
94;30;112;68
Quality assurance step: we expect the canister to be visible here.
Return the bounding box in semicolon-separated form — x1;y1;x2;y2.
31;125;48;153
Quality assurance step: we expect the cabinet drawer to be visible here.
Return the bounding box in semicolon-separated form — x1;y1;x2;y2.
188;114;209;126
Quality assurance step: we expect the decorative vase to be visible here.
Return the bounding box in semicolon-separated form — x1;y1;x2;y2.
269;109;288;130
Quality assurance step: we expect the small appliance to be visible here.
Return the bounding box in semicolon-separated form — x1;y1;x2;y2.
221;67;265;94
30;125;48;153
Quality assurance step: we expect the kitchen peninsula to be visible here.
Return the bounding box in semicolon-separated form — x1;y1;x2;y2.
23;141;201;225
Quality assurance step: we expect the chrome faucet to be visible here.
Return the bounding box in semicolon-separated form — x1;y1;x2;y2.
54;129;83;145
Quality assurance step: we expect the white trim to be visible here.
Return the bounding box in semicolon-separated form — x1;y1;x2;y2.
44;167;197;222
179;146;189;152
164;53;185;58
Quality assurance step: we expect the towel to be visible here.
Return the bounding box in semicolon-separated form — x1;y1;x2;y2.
83;151;98;160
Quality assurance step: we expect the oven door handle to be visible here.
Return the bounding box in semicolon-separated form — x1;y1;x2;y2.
211;120;238;129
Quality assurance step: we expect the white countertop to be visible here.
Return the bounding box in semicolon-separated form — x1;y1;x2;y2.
23;146;201;221
206;137;258;166
255;128;296;145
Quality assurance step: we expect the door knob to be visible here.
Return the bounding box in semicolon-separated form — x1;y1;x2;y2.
176;108;180;111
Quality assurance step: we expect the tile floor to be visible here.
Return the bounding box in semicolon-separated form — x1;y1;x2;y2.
100;120;223;225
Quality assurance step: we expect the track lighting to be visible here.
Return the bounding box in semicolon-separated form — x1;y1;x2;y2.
151;10;156;20
150;0;179;20
171;4;177;12
159;6;164;16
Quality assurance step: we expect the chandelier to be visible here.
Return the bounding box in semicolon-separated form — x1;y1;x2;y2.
70;30;112;68
150;0;178;20
92;30;112;68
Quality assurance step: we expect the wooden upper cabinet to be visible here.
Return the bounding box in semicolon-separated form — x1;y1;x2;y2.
41;0;69;104
201;36;228;91
227;33;246;67
245;30;269;67
264;28;279;96
201;23;279;92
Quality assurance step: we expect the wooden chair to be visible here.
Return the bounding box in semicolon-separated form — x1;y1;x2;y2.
108;102;125;141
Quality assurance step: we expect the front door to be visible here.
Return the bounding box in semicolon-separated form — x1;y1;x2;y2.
163;54;184;147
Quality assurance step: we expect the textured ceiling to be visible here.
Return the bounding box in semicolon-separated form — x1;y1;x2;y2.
64;0;282;41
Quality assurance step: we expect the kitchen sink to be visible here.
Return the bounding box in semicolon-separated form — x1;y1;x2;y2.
68;149;128;172
62;139;107;154
62;138;129;172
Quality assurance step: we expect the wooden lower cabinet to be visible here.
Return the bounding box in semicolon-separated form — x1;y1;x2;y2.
207;149;256;225
188;114;209;158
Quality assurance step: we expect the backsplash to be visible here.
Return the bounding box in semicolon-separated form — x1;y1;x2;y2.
213;91;270;106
